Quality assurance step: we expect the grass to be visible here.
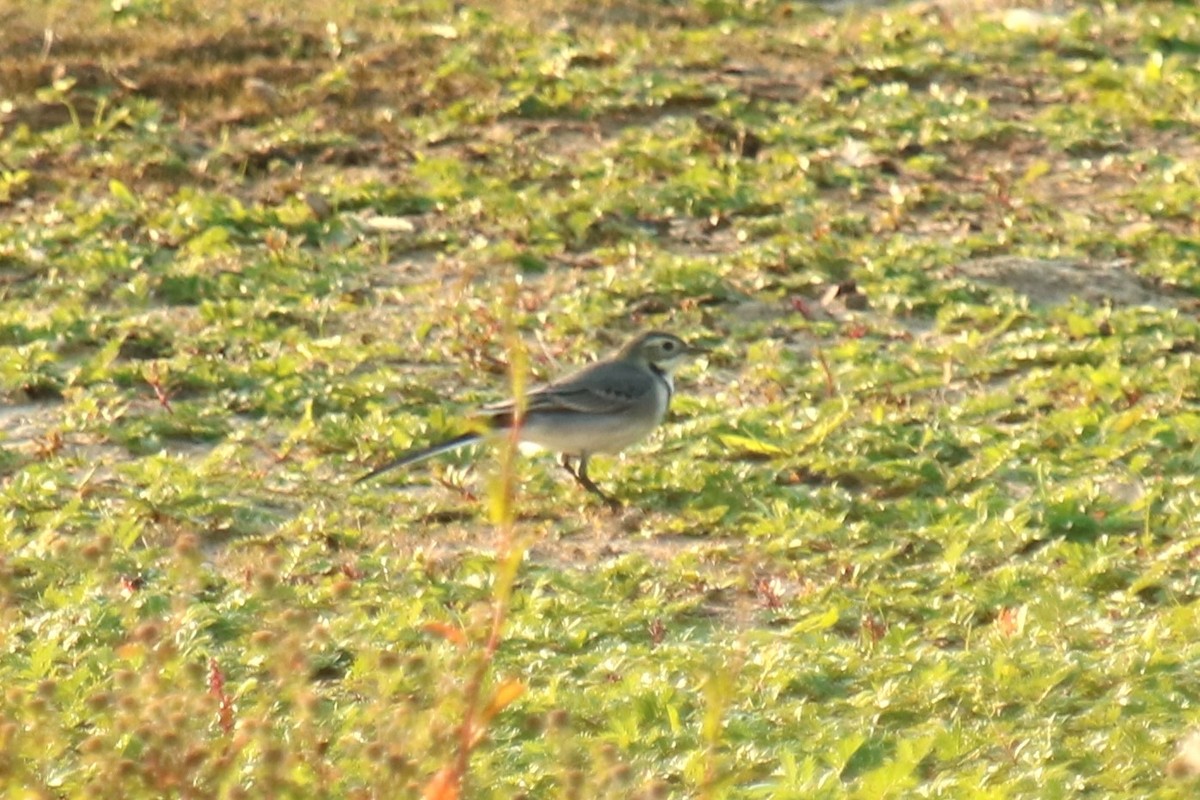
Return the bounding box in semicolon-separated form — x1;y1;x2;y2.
2;0;1199;797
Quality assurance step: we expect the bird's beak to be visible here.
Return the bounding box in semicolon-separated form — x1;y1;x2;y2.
686;343;710;356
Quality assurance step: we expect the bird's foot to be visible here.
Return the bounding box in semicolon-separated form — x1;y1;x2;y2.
561;454;623;511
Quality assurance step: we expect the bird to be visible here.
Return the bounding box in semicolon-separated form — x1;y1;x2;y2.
355;330;708;505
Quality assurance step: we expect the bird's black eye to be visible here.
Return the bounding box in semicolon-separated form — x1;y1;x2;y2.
662;341;675;351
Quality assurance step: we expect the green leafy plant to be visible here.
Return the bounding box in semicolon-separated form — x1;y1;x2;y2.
1;1;1198;798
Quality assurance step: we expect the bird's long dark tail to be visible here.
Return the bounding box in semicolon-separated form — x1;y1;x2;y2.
355;432;483;485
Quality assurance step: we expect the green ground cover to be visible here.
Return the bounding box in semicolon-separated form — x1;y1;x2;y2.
1;0;1198;797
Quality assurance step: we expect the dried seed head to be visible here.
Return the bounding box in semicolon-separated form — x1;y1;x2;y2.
134;622;161;644
87;692;112;711
174;533;200;558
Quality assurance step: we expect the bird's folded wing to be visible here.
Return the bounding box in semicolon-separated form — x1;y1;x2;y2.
528;382;644;414
481;363;653;417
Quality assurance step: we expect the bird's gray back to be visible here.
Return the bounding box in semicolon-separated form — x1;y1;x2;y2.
483;359;664;418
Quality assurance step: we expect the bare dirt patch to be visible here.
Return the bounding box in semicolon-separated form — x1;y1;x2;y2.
951;256;1189;309
0;401;64;448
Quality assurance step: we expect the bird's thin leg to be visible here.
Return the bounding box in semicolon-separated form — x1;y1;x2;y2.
560;453;577;479
571;454;621;509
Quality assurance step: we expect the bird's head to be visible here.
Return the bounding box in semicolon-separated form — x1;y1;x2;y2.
620;331;709;374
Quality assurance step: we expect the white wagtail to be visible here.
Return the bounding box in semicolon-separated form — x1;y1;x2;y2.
356;330;708;505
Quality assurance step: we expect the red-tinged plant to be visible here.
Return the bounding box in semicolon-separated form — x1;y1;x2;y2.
814;346;837;398
144;365;173;415
421;291;529;797
208;658;234;735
